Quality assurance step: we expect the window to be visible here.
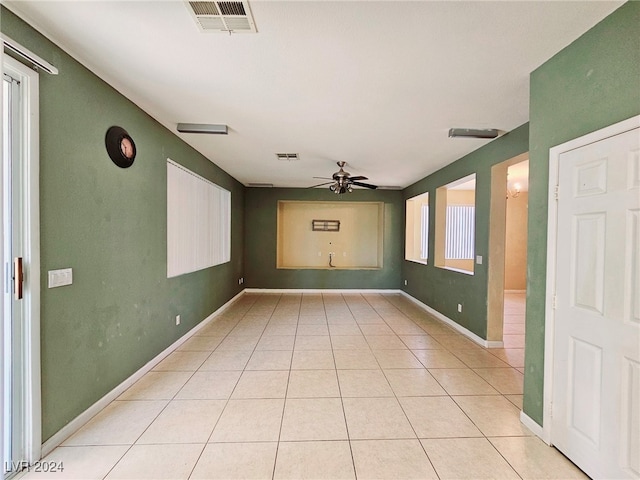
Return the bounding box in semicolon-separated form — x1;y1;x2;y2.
405;192;429;264
445;205;475;259
167;159;231;277
435;174;476;274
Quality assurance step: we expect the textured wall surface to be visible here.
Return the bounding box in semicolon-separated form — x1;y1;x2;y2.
402;124;529;339
245;188;403;289
524;1;639;425
1;8;245;441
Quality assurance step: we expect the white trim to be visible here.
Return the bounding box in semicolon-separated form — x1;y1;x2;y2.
1;34;58;75
520;411;548;443
0;42;5;479
244;288;402;294
544;114;640;447
3;56;42;465
400;291;504;348
244;289;503;347
41;290;244;456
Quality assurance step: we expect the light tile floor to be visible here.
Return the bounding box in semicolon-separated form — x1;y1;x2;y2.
22;293;587;479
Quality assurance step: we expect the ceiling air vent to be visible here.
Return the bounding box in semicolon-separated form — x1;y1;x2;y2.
187;1;257;33
276;153;299;161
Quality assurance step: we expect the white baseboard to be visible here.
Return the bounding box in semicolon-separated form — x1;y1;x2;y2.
520;411;549;444
244;288;403;294
41;290;245;457
399;291;504;349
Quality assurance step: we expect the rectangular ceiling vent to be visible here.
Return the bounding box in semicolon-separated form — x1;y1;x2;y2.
187;1;257;33
276;153;299;161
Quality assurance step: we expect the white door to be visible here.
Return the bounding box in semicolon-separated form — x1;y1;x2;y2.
552;126;640;479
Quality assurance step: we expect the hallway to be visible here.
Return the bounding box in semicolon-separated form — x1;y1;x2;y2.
23;293;585;479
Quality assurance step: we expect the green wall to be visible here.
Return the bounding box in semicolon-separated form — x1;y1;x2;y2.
3;0;637;445
1;8;245;441
401;124;529;339
524;1;639;425
245;188;403;289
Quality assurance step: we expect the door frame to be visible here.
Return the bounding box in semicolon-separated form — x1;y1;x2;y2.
543;114;640;444
1;55;42;468
487;152;529;343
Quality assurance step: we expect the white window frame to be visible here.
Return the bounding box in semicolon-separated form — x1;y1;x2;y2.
405;192;429;265
1;55;42;468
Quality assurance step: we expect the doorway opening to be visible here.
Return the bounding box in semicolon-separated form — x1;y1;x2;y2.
502;160;529;350
487;153;529;357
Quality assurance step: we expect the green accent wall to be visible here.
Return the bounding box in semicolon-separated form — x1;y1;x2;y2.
3;0;637;446
245;188;403;289
524;1;639;425
1;8;245;441
401;124;529;339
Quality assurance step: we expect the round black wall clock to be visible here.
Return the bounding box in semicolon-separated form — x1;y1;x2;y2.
105;126;136;168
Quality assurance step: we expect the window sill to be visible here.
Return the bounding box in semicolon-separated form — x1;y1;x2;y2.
436;265;475;276
405;259;428;266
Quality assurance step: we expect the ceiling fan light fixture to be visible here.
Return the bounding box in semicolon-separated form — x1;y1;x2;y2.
448;128;501;139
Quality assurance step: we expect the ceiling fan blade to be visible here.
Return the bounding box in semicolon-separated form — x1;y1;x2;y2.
313;176;333;180
349;176;368;181
308;181;335;188
351;181;378;189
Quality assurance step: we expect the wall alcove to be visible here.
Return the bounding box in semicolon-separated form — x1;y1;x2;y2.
276;201;384;269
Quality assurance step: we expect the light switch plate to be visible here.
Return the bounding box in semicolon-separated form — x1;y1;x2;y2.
48;268;73;288
476;255;483;264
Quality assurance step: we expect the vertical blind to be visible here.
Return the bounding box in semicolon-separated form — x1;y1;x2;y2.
445;205;475;260
167;159;231;278
420;204;429;260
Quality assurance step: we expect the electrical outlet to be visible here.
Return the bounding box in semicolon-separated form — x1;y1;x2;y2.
404;280;408;286
175;315;181;326
238;277;244;285
457;304;463;313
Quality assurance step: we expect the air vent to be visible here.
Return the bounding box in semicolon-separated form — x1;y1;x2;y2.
248;183;273;188
187;1;257;33
276;153;299;161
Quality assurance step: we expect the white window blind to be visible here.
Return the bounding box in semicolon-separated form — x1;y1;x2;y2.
167;159;230;278
445;205;475;260
420;204;429;260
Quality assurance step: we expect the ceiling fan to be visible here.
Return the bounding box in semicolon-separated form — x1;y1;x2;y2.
310;161;378;194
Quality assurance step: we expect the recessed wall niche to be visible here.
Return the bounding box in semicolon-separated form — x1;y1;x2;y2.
277;201;384;269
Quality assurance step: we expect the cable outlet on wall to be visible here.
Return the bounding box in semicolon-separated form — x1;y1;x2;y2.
175;315;181;326
457;304;463;313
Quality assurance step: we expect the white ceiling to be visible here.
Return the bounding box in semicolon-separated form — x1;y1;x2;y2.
6;1;622;189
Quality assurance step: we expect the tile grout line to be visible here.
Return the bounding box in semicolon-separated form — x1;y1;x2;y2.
329;293;358;480
362;292;443;480
271;292;302;480
100;297;261;480
185;293;261;480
